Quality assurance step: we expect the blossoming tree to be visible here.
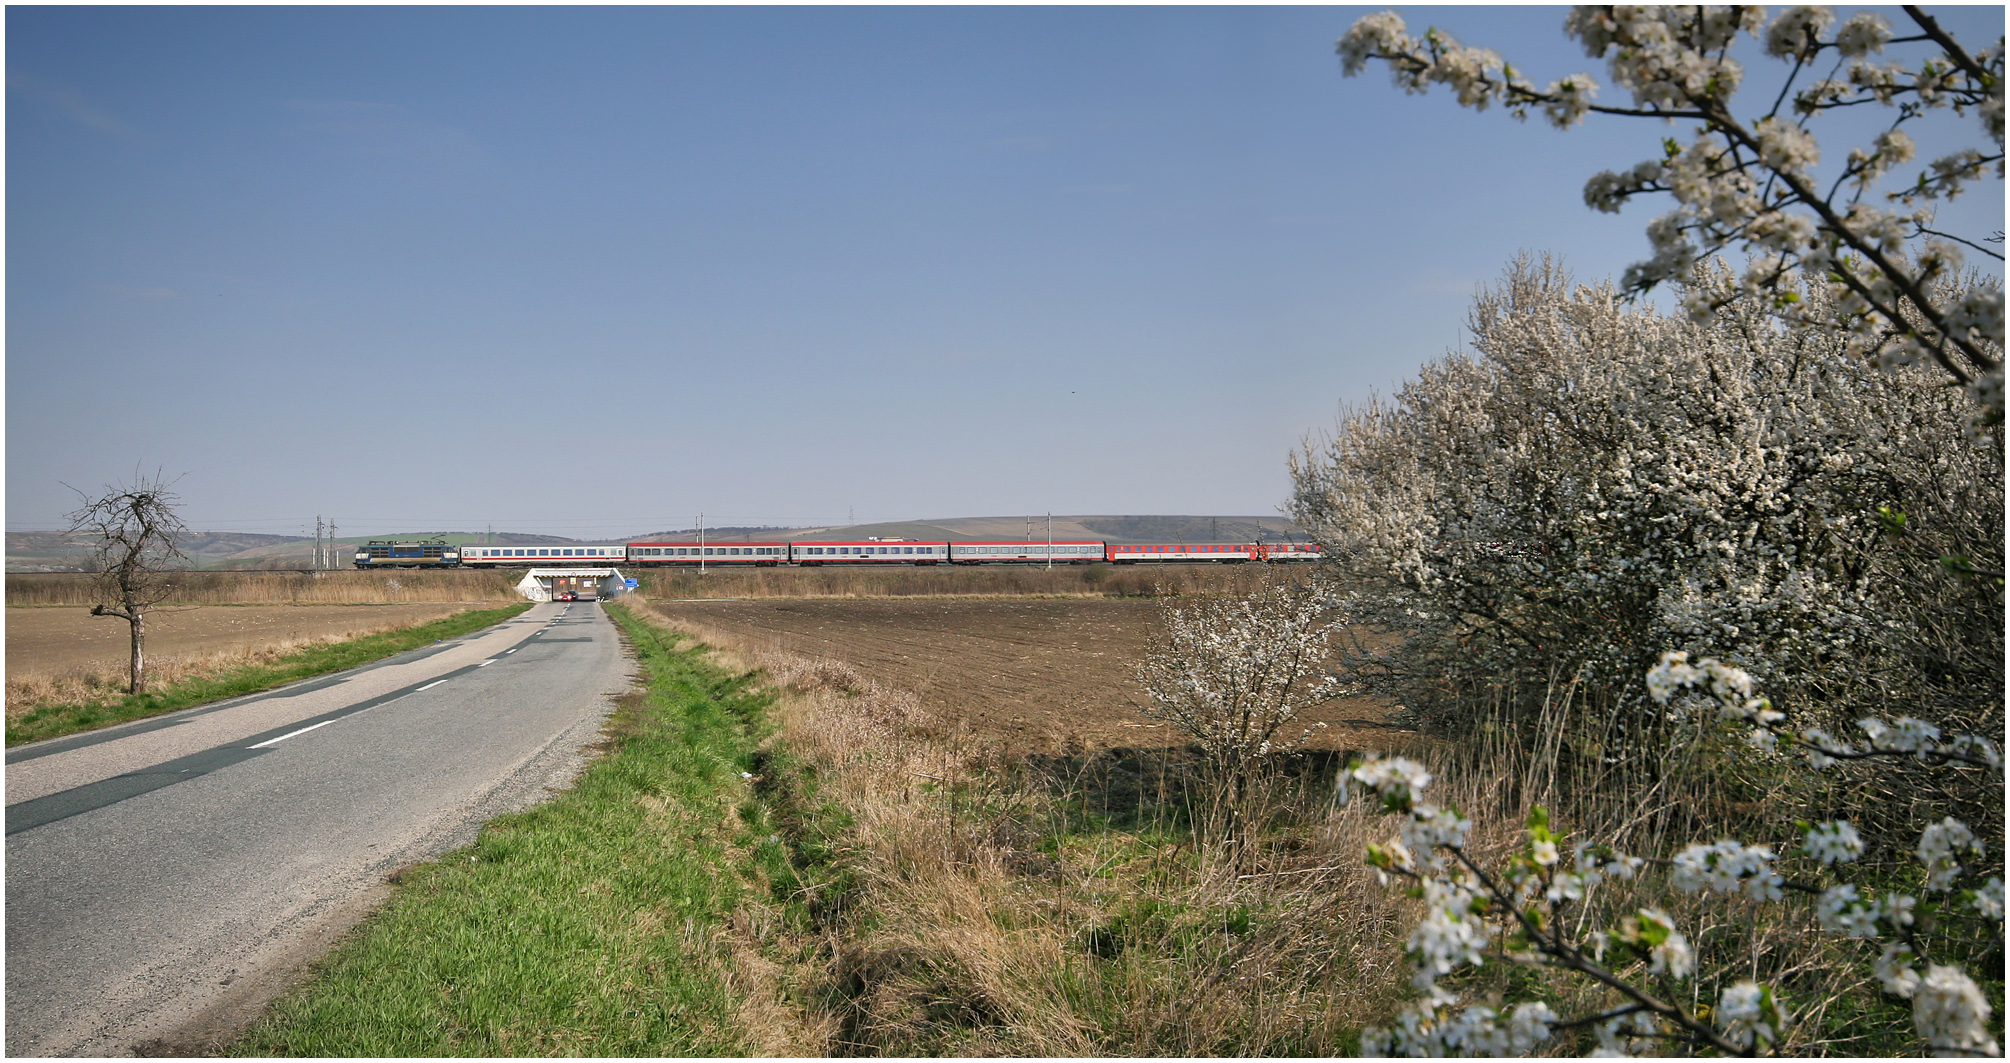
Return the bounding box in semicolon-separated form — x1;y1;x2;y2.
1290;255;2000;784
1137;577;1343;860
1337;5;2004;429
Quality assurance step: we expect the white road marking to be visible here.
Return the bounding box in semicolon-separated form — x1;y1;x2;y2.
416;680;446;691
505;648;518;654
249;719;338;749
478;659;496;667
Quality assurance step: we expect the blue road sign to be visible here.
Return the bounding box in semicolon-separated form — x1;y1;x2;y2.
625;578;638;588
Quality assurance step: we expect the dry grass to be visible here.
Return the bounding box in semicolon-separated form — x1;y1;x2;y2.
8;625;433;722
638;562;1306;601
628;596;1969;1055
6;570;525;607
5;564;1300;607
623;598;1418;1056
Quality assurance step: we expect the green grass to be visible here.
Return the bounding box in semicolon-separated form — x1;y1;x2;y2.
6;604;533;747
229;602;793;1056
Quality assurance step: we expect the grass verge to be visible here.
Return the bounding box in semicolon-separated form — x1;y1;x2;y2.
229;602;820;1056
6;603;532;747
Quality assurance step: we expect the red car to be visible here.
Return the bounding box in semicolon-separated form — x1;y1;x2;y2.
556;591;577;602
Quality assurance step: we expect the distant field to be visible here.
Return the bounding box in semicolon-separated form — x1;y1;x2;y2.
6;570;524;607
5;603;484;679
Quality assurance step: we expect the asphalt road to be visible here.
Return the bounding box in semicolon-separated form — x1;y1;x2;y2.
5;599;630;1057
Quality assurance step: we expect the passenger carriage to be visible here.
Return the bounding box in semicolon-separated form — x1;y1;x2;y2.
626;541;790;567
1106;542;1322;563
461;544;626;567
791;540;950;565
949;541;1106;565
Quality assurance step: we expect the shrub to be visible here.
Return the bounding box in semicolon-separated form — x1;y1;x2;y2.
1289;256;2001;813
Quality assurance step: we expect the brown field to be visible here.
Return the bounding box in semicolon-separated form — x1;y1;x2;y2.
647;596;1399;754
5;604;481;679
5;570;525;607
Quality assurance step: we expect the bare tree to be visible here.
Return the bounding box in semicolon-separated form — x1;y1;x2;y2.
65;472;190;695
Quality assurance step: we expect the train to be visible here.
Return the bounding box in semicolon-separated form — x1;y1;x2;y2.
353;539;461;568
358;536;1319;569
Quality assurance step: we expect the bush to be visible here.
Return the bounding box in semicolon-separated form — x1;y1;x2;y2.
1289;256;2001;814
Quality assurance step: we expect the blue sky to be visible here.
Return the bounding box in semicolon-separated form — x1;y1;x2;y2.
8;5;2002;539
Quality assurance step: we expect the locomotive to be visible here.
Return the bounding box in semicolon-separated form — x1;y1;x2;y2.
353;538;461;568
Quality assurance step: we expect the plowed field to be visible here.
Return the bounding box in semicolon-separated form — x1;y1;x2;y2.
650;597;1399;754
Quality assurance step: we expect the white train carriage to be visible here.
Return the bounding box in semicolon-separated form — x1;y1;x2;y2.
626;541;790;566
462;544;626;566
949;541;1106;564
791;540;950;565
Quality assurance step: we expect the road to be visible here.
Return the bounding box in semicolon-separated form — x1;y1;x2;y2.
5;600;629;1057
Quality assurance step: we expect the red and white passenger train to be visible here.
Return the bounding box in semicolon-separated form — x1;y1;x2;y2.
446;538;1319;568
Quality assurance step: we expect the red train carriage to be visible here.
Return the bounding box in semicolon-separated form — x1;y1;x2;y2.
626;541;791;567
1106;542;1322;563
791;540;950;565
949;541;1105;565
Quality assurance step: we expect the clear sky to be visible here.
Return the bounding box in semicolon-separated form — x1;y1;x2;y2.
8;5;2002;540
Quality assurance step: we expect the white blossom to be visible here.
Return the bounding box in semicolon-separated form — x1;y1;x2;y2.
1877;941;1924;997
1401;804;1473;870
1637;907;1694;980
1764;6;1835;60
1917;817;1983;891
1804;820;1864;865
1878;892;1918;930
1716;981;1788;1050
1754;116;1821;174
1913;965;1998;1056
1671;839;1783;901
1408;876;1490;988
1817;884;1881;937
1972;877;2004;922
1350;756;1433;808
1833;13;1891;58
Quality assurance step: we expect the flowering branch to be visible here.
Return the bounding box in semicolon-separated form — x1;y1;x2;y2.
1337;5;2006;426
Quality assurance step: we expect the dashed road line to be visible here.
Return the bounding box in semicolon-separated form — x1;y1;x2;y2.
247;719;339;749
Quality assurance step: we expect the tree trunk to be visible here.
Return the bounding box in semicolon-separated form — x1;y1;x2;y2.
129;609;146;695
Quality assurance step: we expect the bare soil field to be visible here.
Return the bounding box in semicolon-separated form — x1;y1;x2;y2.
649;597;1401;755
5;604;481;677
